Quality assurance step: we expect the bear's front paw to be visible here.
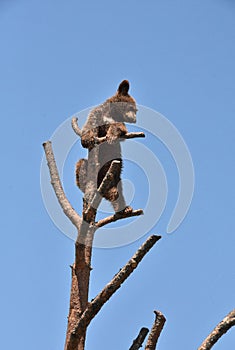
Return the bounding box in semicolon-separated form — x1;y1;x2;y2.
106;135;118;144
115;206;133;218
123;206;133;214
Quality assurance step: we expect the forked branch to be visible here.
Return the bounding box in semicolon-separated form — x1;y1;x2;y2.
197;309;235;350
68;235;161;346
43;141;81;229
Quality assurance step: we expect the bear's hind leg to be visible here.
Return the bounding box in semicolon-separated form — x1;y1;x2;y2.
110;182;133;217
76;158;88;193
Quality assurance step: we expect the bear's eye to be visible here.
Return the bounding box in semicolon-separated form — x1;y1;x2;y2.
130;106;137;112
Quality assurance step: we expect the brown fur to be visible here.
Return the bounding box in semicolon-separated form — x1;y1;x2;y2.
76;80;137;214
75;158;87;193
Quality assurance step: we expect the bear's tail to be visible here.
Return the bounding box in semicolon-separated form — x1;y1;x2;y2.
75;159;88;193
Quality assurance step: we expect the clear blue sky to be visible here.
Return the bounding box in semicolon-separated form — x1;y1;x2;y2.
1;0;235;349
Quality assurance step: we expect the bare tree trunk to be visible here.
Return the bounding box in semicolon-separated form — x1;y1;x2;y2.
64;234;95;350
62;125;146;350
64;133;100;350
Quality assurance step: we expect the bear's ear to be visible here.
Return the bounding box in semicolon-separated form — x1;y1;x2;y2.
118;80;130;95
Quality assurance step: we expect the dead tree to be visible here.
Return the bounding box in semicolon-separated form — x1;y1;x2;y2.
43;117;165;350
43;118;234;350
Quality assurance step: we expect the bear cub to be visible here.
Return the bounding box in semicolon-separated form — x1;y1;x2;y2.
76;80;137;216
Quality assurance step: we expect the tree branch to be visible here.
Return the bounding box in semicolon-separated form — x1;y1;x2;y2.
95;131;145;144
67;235;161;348
197;309;235;350
121;131;145;139
84;160;121;217
145;311;166;350
84;160;144;225
71;117;82;137
129;327;149;350
96;209;144;228
43;141;81;229
71;117;145;142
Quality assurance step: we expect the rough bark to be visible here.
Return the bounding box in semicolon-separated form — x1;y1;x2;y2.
64;225;96;350
145;311;166;350
129;328;149;350
197;309;235;350
67;235;161;346
64;135;100;350
96;209;144;228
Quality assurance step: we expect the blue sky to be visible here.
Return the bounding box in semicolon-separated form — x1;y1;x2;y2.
1;0;235;349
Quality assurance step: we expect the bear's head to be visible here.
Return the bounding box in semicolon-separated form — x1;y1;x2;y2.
106;80;137;124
